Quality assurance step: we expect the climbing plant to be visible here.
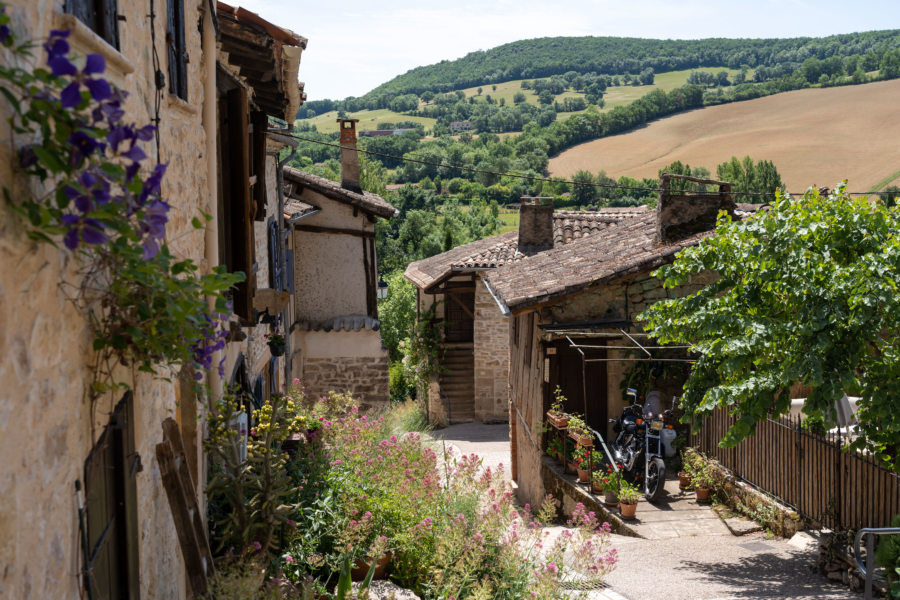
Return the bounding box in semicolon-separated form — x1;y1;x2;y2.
0;10;242;398
642;184;900;470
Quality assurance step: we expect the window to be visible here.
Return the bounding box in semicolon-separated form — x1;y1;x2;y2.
267;218;282;291
65;0;119;49
217;76;255;321
165;0;188;100
82;393;139;599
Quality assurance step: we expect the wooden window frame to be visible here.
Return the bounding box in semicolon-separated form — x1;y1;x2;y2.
217;76;256;322
64;0;120;50
165;0;188;100
82;392;140;599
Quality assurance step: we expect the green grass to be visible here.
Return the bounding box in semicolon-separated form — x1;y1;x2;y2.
498;209;519;233
871;168;900;192
299;109;436;134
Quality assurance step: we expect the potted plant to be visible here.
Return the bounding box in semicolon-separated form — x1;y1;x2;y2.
599;465;623;506
546;436;563;461
566;414;593;447
546;386;570;428
573;444;592;483
692;461;716;503
678;450;692;490
566;444;578;474
265;329;286;357
618;480;641;519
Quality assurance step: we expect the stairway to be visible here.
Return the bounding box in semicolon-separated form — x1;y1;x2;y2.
439;343;475;423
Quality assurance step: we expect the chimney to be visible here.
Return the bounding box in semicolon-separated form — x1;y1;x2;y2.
656;174;735;243
518;196;554;252
337;118;362;193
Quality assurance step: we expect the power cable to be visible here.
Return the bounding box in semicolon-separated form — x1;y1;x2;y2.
285;132;894;199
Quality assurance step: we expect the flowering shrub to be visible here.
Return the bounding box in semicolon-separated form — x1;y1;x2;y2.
0;9;241;396
206;387;308;555
278;398;616;599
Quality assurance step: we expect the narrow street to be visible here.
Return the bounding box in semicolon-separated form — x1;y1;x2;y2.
433;422;862;600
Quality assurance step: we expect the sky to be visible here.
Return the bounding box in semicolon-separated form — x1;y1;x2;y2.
231;0;900;101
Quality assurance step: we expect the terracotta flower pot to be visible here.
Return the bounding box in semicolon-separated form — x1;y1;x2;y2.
567;461;577;474
678;471;691;490
620;501;637;519
568;431;594;447
351;552;391;581
576;467;590;483
604;491;619;506
591;481;603;494
695;486;711;503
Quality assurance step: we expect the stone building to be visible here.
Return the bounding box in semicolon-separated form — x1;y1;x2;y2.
482;177;751;509
0;0;305;597
283;118;397;405
404;199;647;424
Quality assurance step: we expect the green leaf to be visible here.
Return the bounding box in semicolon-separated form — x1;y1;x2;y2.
31;145;66;173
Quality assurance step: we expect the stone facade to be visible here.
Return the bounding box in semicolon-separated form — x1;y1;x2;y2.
303;356;391;405
0;2;302;597
473;275;510;422
0;0;211;597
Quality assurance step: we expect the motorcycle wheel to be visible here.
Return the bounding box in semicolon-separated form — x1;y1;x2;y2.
645;457;666;503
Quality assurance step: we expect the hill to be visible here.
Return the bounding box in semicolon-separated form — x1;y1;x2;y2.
547;78;900;192
364;31;900;98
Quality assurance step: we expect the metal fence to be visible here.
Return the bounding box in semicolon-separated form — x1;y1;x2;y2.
691;409;900;530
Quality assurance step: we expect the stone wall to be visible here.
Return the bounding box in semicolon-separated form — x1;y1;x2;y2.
0;0;213;596
303;356;390;405
473;275;510;422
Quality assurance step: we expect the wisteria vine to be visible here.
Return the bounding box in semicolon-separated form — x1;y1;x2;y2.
1;7;240;393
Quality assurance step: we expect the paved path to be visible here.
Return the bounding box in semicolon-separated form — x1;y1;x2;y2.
426;422;861;600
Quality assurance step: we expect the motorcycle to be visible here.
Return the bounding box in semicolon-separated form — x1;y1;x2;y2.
604;388;672;503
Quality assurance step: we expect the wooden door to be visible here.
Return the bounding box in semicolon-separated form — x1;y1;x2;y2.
444;290;474;343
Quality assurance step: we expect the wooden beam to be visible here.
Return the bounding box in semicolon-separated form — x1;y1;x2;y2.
446;291;474;320
293;223;375;238
157;417;215;597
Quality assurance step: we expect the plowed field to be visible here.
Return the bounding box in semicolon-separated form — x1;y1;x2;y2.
548;79;900;193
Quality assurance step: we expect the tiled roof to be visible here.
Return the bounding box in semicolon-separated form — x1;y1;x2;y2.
484;211;707;312
404;207;648;291
283;199;318;221
284;167;398;219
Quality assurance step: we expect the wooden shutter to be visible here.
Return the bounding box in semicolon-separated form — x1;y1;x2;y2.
166;0;187;100
251;112;268;221
226;87;255;321
83;392;139;599
65;0;119;49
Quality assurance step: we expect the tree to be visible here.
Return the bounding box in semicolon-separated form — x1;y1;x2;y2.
641;185;900;470
571;169;596;205
378;271;417;362
477;86;483;96
513;91;526;104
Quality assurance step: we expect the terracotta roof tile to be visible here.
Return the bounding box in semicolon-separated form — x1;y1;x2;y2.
404;207;648;290
484;212;709;311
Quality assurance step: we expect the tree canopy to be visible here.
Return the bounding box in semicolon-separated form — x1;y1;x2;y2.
641;184;900;469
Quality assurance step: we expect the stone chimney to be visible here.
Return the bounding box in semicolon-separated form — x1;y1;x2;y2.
656;174;735;243
337;118;362;194
518;196;554;252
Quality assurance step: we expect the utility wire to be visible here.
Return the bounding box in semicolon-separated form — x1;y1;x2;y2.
285;133;893;199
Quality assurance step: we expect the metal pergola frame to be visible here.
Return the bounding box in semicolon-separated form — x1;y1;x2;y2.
551;328;694;474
